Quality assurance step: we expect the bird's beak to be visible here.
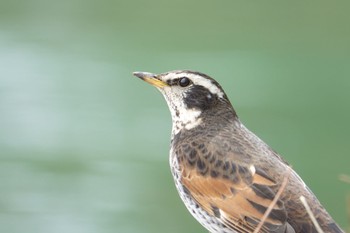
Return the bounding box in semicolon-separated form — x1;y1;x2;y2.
133;72;168;88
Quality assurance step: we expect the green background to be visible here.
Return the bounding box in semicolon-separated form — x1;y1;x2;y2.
0;0;349;232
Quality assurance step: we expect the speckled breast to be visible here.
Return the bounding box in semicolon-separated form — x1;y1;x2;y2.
169;150;235;233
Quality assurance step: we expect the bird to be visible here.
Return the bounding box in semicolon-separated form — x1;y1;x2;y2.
133;70;344;233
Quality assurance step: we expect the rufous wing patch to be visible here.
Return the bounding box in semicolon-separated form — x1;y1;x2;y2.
181;166;287;233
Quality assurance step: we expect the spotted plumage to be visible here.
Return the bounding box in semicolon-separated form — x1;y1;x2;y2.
133;70;344;233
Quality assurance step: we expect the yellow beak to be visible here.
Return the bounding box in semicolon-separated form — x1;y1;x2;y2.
133;72;168;88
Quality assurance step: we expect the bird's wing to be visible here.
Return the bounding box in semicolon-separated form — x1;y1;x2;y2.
180;160;293;233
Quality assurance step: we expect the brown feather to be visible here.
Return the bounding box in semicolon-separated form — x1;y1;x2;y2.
181;166;287;232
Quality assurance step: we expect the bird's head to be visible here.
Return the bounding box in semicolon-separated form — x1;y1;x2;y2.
133;70;236;135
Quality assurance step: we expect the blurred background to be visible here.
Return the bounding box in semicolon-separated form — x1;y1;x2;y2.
0;0;349;232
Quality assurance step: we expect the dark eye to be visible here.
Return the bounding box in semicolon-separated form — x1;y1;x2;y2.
179;77;191;87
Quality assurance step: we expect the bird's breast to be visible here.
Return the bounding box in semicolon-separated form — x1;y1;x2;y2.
169;147;235;233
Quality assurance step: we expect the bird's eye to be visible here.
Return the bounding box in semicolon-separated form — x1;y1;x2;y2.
179;77;191;87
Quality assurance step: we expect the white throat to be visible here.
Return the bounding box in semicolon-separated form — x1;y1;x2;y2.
171;107;202;136
160;89;202;137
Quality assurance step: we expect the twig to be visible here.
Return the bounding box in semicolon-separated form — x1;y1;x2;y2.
253;168;291;233
300;196;325;233
338;174;350;232
345;194;350;233
339;174;350;184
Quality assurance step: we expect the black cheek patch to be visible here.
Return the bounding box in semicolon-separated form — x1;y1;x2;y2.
184;85;218;110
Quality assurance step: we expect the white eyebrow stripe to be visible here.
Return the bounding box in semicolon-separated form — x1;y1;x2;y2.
164;72;224;98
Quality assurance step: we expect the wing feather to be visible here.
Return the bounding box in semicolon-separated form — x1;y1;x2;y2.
181;164;288;233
